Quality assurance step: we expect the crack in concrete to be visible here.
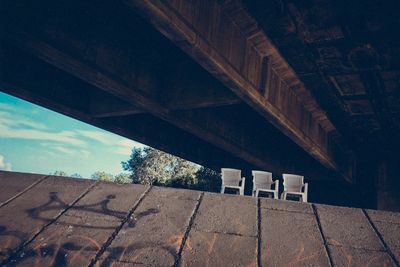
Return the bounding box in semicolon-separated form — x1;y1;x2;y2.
194;229;256;237
185;227;258;238
311;204;334;267
87;185;152;267
173;192;204;267
2;180;99;266
362;209;400;266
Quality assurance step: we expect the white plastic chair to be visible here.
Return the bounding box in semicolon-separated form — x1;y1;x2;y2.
281;174;308;202
252;170;279;199
221;168;245;195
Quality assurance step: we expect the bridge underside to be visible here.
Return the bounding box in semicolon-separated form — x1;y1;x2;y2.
1;0;399;209
0;2;342;176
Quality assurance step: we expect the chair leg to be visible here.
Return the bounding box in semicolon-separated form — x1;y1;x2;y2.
303;193;308;203
281;192;286;200
274;191;279;199
221;186;225;194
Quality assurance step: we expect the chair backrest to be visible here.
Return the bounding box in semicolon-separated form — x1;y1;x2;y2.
282;174;304;192
221;168;241;186
252;170;273;189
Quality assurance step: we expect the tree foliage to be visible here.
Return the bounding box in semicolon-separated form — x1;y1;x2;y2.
114;173;131;184
51;147;221;192
70;173;82;178
121;147;220;191
51;170;68;176
91;171;114;182
193;166;221;192
122;147;197;187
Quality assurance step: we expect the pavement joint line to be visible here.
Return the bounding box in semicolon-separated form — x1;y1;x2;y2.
173;191;204;267
257;198;261;267
191;229;256;237
327;243;386;252
88;185;153;267
0;175;50;209
361;209;400;266
370;220;400;226
261;206;312;215
311;203;334;267
2;179;99;266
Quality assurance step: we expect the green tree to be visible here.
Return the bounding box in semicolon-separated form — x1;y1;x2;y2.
114;173;131;184
51;170;68;176
70;173;82;178
122;147;197;187
194;166;221;192
91;171;114;182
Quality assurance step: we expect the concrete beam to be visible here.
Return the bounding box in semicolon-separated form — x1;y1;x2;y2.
8;34;270;168
127;0;354;179
1;30;282;172
90;89;241;119
0;46;252;171
0;0;352;181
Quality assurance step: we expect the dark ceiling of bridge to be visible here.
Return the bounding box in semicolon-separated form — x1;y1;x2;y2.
243;0;400;159
2;0;399;180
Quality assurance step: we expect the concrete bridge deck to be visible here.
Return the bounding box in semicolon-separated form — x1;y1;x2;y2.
0;170;399;266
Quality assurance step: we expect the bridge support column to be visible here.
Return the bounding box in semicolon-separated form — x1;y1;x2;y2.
376;160;400;212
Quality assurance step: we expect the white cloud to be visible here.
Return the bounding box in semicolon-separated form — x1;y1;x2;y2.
0;124;85;146
0;111;47;130
0;104;145;158
51;146;77;155
0;103;18;112
0;154;12;171
115;139;146;155
77;130;146;155
77;130;113;144
79;149;90;157
40;143;91;157
118;139;145;148
0;107;84;146
115;146;133;156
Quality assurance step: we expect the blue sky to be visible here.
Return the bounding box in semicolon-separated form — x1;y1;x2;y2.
0;92;146;178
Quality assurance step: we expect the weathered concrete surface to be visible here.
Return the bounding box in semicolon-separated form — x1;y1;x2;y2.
99;187;200;266
316;205;397;266
0;171;399;266
329;245;395;267
316;205;383;250
182;193;257;267
0;171;46;206
193;193;257;236
260;197;313;214
0;175;94;263
260;199;329;266
181;231;257;267
367;209;400;264
9;182;147;266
